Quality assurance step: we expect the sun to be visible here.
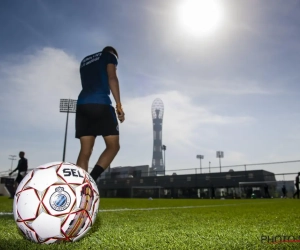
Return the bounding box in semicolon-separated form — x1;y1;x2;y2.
177;0;224;36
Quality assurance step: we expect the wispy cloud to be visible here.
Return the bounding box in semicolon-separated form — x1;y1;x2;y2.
188;79;273;95
12;15;50;45
119;90;255;168
134;70;273;96
0;47;81;129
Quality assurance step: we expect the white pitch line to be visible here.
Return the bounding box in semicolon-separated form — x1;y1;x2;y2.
98;201;275;212
0;212;14;215
0;201;276;216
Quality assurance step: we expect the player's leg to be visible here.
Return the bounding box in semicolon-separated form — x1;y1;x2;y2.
10;175;22;198
293;185;298;198
75;104;97;171
98;135;120;168
15;174;24;190
76;136;96;171
9;181;18;198
89;105;120;181
14;181;19;192
89;135;120;181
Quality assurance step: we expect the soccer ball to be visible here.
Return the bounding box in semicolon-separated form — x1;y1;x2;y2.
13;162;100;244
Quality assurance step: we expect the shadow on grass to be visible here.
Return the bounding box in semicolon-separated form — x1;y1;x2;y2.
0;214;14;220
86;213;102;237
0;239;78;250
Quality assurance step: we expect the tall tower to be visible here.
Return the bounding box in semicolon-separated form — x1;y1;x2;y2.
151;98;164;175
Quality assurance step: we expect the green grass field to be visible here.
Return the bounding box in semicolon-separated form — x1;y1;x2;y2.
0;197;300;250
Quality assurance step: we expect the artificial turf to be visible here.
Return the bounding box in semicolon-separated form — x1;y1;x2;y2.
0;196;300;250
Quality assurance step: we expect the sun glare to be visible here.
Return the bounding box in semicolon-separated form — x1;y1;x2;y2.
178;0;224;36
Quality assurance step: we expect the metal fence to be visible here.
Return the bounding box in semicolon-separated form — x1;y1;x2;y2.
162;160;300;180
1;159;299;179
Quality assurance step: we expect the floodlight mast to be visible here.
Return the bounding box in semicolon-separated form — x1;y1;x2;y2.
8;155;17;172
216;151;224;172
60;99;77;162
196;155;204;173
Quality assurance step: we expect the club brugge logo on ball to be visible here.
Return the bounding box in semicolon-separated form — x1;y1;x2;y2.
50;186;71;211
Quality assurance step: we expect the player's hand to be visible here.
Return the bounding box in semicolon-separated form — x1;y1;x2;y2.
116;103;125;123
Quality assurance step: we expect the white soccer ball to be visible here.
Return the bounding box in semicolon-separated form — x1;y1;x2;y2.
13;162;100;244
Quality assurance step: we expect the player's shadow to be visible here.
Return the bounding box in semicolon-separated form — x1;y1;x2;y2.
88;213;102;236
0;238;79;250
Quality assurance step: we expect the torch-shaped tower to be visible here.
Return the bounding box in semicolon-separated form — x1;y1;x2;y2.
151;98;164;175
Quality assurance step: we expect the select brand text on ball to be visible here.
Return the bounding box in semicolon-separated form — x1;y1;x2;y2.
63;168;84;178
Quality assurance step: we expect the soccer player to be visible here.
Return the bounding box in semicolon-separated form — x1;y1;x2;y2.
9;151;28;197
75;46;125;182
293;172;300;199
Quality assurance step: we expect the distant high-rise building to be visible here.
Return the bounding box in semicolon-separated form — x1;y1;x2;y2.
151;98;164;175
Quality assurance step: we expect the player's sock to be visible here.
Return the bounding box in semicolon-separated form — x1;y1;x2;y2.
90;165;105;181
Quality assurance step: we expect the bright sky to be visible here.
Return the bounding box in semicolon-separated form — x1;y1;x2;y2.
0;0;300;180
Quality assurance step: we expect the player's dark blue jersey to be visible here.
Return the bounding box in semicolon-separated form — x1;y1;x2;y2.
77;51;118;105
14;158;28;173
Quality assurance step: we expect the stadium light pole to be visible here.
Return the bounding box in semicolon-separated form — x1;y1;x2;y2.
162;145;166;175
216;151;224;172
209;161;211;173
9;155;17;171
60;99;77;162
196;155;204;174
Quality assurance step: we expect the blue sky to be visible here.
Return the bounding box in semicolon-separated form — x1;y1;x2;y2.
0;0;300;180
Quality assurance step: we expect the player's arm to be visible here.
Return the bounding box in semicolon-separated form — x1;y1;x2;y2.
107;64;125;123
9;162;20;175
